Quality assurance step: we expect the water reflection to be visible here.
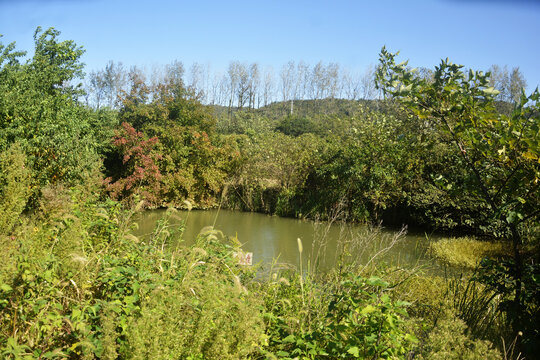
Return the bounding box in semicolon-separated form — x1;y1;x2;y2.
134;209;443;273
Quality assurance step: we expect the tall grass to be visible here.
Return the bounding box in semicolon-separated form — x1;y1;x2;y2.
446;274;504;341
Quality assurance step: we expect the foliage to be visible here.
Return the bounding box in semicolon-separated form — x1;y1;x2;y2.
0;28;101;198
216;109;278;134
110;67;236;207
300;108;413;222
261;267;419;359
392;274;504;359
0;186;266;359
1;27;536;359
376;47;539;355
225;131;323;215
124;231;265;359
276;115;317;137
417;308;501;360
322;275;417;359
104;122;162;207
0;143;32;235
375;47;539;239
477;257;540;355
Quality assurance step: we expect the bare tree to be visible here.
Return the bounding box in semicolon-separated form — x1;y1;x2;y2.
208;71;222;105
509;67;527;103
488;64;527;103
164;60;185;87
326;62;340;98
86;70;105;109
227;61;240;113
280;61;296;102
85;61;127;109
360;65;377;100
312;62;327;99
488;64;509;102
188;62;210;102
248;63;260;109
261;66;275;107
296;61;310;100
236;63;250;109
341;68;359;100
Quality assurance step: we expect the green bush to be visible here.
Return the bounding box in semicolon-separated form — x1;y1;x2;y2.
0;143;31;235
417;308;501;360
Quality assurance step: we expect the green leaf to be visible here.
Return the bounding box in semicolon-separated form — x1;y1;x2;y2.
361;304;376;315
282;334;296;343
366;276;389;287
347;346;360;357
482;87;500;96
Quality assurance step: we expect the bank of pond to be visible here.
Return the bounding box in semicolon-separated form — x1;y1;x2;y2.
0;203;528;360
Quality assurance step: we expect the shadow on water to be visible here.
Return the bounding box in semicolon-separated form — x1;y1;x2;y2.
134;208;451;275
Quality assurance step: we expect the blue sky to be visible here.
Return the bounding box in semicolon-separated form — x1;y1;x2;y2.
1;0;540;90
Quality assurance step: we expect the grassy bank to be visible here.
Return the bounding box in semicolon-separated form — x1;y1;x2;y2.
0;190;511;359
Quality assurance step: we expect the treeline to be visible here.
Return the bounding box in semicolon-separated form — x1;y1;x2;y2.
83;57;527;112
83;60;378;110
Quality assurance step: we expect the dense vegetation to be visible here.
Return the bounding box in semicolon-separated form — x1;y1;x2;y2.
0;28;538;358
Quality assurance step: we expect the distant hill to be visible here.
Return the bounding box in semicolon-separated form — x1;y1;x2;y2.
209;98;394;121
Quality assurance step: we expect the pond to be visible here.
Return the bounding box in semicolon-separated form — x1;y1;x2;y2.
135;209;445;273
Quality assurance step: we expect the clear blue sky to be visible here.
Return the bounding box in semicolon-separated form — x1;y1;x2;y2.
1;0;539;90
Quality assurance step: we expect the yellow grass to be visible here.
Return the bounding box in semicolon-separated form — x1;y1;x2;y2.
429;237;511;268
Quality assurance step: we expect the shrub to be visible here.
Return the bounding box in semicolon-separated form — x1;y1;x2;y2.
0;143;31;235
417;308;501;360
124;230;266;359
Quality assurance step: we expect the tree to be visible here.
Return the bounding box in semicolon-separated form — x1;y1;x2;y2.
376;47;539;352
166;60;185;88
360;65;377;100
280;61;296;103
0;27;100;190
226;61;240;115
311;61;326;99
488;64;527;104
104;122;162;206
188;62;209;102
248;63;260;109
261;66;275;107
296;61;310;100
509;67;527;103
86;60;126;109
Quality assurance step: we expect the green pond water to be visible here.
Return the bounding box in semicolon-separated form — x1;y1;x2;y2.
135;209;445;273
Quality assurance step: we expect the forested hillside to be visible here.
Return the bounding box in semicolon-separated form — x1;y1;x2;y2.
0;28;538;359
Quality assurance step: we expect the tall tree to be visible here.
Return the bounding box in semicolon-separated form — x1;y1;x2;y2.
0;27;100;188
227;61;240;114
248;63;260;109
86;60;126;109
509;67;527;103
360;65;377;99
376;47;540;350
261;66;275;106
296;61;310;100
280;61;296;102
488;64;527;104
